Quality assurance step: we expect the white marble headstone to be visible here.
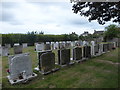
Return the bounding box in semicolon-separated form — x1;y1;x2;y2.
54;42;59;49
36;43;44;51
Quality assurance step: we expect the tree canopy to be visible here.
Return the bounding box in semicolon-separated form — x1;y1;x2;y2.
104;24;120;40
71;2;120;25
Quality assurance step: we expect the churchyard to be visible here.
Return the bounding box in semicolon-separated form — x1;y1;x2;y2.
1;42;119;88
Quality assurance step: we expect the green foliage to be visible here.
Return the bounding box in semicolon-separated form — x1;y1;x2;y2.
72;2;120;25
104;24;120;40
2;32;79;46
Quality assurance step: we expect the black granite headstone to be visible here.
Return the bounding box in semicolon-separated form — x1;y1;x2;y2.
58;49;70;65
73;47;82;60
38;50;52;70
40;52;55;73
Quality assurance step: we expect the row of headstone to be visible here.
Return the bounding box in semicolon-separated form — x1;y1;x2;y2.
35;41;89;51
6;41;116;85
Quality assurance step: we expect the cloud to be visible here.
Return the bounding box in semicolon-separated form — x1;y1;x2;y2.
1;0;118;35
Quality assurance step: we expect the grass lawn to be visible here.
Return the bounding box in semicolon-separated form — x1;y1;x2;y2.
2;46;119;88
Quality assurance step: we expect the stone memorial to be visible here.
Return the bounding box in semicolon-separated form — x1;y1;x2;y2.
73;47;82;61
94;44;99;55
5;44;11;48
36;50;52;70
83;46;91;58
7;53;37;84
36;43;44;51
99;44;103;55
71;41;75;47
44;43;51;50
22;43;28;48
103;44;108;52
14;45;22;54
65;41;71;49
58;42;65;49
40;52;56;74
51;42;54;50
14;43;20;46
1;46;9;56
54;42;59;49
90;41;95;56
58;49;71;66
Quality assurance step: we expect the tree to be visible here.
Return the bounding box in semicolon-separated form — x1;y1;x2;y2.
71;2;120;25
104;24;120;40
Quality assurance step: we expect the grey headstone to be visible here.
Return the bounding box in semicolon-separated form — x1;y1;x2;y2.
14;45;22;54
1;47;9;56
8;53;33;80
73;47;82;60
22;43;27;48
5;44;11;48
40;52;55;73
94;44;99;55
36;43;44;51
58;49;70;65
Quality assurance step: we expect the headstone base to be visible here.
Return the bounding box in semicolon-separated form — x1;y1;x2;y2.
7;73;37;85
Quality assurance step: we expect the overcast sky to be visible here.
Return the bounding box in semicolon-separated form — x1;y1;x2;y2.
0;0;118;35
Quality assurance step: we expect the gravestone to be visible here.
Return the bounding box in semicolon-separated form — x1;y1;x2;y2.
40;52;55;73
36;43;44;51
22;43;27;48
37;50;52;70
58;42;65;49
75;41;79;46
51;42;54;50
99;44;103;54
5;44;11;48
44;44;51;50
103;44;108;52
79;41;83;46
94;44;99;55
83;46;91;58
65;41;71;49
14;43;20;46
7;53;37;84
91;41;95;56
14;45;22;54
58;49;70;65
83;41;87;46
71;41;75;47
1;46;9;56
54;42;59;49
73;47;82;61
